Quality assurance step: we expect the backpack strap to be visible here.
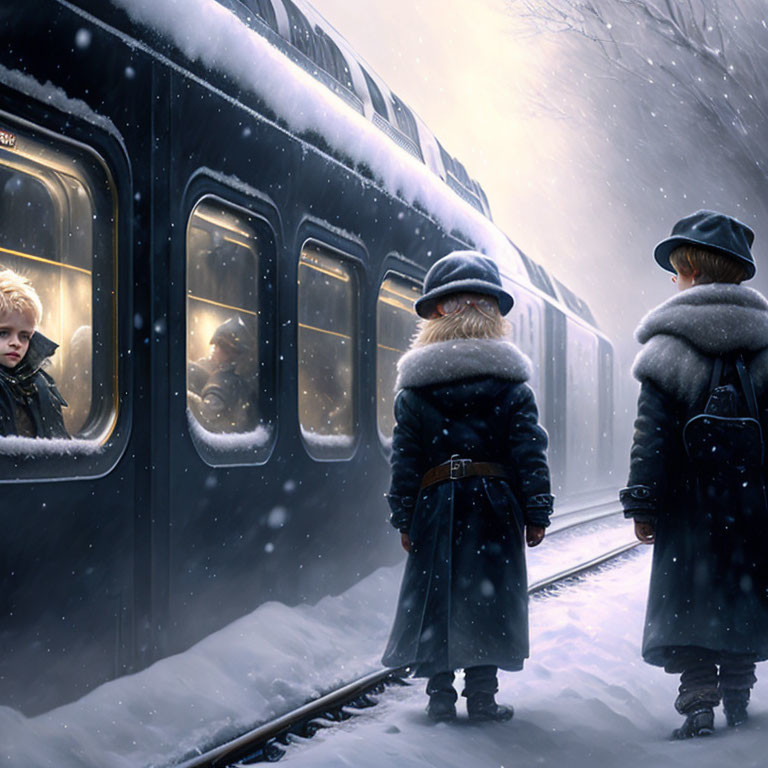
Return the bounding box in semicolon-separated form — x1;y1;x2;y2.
735;355;760;420
709;357;724;392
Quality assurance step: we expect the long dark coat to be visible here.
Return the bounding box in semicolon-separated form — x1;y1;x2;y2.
0;331;68;439
622;284;768;666
382;338;552;677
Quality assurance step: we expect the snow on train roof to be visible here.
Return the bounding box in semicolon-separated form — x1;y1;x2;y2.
105;0;599;325
108;0;529;281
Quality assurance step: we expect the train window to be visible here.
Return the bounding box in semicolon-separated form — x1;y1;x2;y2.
0;119;116;444
283;0;321;63
554;277;597;325
314;26;355;92
361;67;388;118
517;249;557;298
242;0;278;32
298;242;358;459
376;273;421;444
186;198;274;458
437;139;456;178
390;92;420;146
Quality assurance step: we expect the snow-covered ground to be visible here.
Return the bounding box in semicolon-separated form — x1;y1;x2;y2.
2;529;763;768
285;553;768;768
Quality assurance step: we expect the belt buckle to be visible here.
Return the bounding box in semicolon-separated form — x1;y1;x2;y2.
449;454;471;480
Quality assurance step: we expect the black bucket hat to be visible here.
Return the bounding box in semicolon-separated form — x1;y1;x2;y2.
414;250;514;319
654;210;756;279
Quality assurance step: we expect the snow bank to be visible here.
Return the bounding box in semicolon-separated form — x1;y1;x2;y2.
108;0;527;280
0;517;660;768
0;564;400;768
287;553;767;768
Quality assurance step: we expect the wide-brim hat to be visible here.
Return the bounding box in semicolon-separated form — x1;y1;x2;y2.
654;210;756;279
414;250;514;318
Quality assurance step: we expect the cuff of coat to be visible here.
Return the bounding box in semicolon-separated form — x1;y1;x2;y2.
525;493;554;527
619;485;657;515
626;512;657;524
387;493;415;531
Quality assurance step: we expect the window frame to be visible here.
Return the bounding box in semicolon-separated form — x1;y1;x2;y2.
375;269;422;448
182;187;279;468
0;107;128;483
296;228;366;463
374;255;425;459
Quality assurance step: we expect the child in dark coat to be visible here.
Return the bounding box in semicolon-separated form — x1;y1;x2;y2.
382;251;553;722
622;211;768;739
0;267;68;439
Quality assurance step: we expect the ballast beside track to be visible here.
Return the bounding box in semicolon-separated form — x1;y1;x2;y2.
170;506;639;768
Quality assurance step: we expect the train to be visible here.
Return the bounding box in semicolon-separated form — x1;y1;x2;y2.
0;0;614;716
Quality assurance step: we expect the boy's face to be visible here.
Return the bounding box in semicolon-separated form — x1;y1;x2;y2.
0;309;35;368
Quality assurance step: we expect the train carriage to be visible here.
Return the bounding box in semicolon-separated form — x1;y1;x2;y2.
0;0;613;716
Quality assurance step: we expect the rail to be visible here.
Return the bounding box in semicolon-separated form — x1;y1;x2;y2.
170;502;638;768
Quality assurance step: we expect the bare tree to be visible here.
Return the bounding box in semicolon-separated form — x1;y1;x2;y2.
511;0;768;192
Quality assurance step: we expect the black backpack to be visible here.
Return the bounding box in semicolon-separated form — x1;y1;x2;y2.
683;355;764;472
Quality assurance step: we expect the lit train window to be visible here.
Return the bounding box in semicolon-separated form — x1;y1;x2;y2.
186;198;273;458
376;273;421;443
298;242;358;459
0;119;116;443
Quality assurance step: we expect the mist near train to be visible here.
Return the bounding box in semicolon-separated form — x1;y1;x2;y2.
506;0;768;345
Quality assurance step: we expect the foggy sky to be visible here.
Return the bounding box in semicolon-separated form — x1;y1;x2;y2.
310;0;766;372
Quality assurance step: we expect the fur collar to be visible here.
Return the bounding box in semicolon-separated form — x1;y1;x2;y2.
396;338;531;390
635;283;768;353
632;284;768;404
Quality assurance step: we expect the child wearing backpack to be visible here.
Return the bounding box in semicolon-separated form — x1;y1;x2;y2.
621;210;768;739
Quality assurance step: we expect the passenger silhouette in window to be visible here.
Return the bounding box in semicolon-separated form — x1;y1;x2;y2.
0;268;68;438
64;324;92;433
188;315;259;433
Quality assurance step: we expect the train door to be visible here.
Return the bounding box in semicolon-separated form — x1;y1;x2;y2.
544;304;567;494
564;319;600;494
162;69;284;655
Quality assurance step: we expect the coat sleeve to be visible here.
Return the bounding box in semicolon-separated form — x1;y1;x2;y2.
620;380;678;522
507;383;554;527
387;389;424;533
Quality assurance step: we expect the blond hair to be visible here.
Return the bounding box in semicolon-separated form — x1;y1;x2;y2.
0;267;43;326
669;245;749;285
412;300;508;348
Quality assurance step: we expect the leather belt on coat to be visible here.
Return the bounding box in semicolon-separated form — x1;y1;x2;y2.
420;454;510;490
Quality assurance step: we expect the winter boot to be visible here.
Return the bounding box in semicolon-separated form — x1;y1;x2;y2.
466;692;515;722
722;690;750;728
426;672;457;722
672;669;720;740
672;707;715;740
463;665;514;722
719;657;756;728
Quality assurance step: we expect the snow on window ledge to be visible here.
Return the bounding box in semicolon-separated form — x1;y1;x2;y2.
187;410;272;453
0;435;104;457
299;427;355;451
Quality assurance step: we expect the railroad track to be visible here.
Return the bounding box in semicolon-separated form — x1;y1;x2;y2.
171;498;638;768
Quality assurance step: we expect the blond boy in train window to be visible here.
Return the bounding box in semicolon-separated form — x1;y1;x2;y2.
0;267;68;438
